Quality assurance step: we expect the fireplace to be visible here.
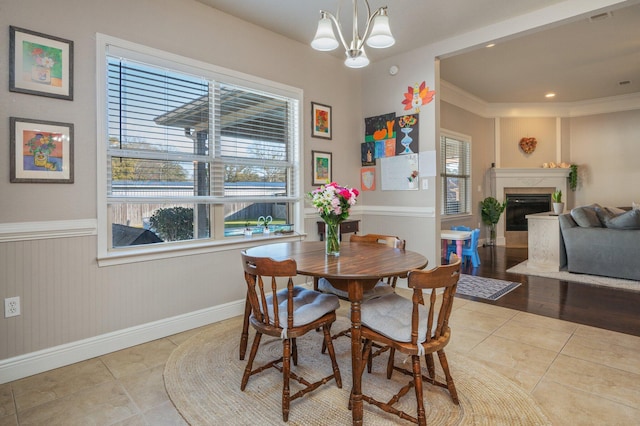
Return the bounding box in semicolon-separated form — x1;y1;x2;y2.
491;168;570;246
505;193;552;231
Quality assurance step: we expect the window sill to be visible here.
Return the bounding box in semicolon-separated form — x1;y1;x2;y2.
98;232;306;267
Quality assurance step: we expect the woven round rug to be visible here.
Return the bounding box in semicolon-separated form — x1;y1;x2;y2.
164;311;550;425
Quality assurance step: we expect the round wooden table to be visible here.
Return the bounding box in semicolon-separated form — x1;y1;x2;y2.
244;240;428;425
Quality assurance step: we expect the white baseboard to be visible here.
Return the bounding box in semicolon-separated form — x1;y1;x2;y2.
0;300;244;384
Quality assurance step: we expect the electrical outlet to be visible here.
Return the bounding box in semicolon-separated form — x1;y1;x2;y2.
5;297;20;318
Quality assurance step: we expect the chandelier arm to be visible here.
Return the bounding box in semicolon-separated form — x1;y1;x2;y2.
320;10;350;52
359;7;385;50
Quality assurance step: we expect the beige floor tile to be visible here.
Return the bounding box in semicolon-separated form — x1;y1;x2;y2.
0;384;14;418
467;335;558;392
0;413;18;426
543;354;640;408
561;334;640;375
101;338;177;379
11;358;114;412
510;311;580;334
119;364;171;412
110;413;147;426
454;300;519;320
574;324;640;350
448;307;511;334
142;400;188;425
447;327;489;354
17;381;138;426
533;379;640;426
493;319;572;352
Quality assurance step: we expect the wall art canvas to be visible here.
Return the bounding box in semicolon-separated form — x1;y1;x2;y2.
360;167;376;191
394;114;419;155
10;117;74;183
9;26;74;100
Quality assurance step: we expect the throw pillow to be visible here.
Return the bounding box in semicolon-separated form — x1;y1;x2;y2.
595;206;626;224
633;201;640;210
570;204;602;227
604;209;640;230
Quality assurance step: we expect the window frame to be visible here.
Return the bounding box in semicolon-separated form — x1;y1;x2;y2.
96;34;304;266
440;129;472;218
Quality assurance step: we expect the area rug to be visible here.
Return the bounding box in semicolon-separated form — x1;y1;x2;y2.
507;261;640;293
455;275;521;301
164;312;550;425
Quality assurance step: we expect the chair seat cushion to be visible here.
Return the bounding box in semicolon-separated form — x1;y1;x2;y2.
259;286;340;328
361;293;431;343
317;278;394;300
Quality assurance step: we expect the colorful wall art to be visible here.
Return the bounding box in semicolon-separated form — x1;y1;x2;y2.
360;167;376;191
401;81;435;113
394;114;419;155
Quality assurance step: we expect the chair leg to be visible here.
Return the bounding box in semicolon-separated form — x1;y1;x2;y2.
239;293;251;360
241;332;262;391
282;338;291;422
322;325;342;388
386;347;396;379
412;355;427;426
437;349;459;404
425;353;435;378
292;337;298;366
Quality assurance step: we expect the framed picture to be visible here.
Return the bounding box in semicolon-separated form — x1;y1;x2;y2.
311;150;332;185
311;102;332;139
9;26;74;100
10;117;74;183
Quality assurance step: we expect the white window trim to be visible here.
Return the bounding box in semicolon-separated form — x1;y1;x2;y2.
96;34;304;266
440;129;472;217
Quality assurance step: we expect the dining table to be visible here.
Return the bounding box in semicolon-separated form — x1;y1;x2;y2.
244;240;428;425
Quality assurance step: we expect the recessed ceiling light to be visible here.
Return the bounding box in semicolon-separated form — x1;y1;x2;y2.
485;43;495;48
545;93;556;98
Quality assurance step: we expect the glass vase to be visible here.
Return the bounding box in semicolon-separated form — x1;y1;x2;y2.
325;221;341;256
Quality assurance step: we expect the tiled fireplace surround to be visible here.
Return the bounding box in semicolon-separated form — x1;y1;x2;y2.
491;168;570;247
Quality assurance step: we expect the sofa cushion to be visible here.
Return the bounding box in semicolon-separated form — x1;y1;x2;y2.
571;204;602;227
595;206;626;224
603;209;640;230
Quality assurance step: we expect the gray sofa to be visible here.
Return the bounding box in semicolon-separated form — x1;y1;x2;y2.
559;206;640;281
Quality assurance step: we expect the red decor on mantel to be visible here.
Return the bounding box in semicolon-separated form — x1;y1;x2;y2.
519;137;537;154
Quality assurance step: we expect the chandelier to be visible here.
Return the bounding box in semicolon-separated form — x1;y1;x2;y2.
311;0;395;68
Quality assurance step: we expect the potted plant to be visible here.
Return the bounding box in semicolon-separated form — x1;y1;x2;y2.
480;197;507;246
552;189;564;215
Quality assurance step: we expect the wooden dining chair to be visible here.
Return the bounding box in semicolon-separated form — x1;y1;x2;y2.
315;234;407;370
239;251;342;422
354;255;462;425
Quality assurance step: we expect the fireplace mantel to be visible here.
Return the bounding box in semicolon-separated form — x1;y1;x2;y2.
491;168;570;246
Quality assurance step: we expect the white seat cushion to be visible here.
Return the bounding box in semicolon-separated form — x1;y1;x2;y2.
317;277;394;300
361;293;432;343
259;286;340;328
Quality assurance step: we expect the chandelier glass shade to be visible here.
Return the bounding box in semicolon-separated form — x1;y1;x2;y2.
311;0;395;68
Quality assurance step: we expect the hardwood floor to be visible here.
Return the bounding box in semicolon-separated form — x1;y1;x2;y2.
454;245;640;338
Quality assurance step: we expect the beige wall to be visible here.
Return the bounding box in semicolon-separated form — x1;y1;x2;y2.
569;110;640;207
500;117;559;168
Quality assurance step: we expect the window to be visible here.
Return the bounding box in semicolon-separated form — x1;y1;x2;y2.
97;35;301;259
440;132;471;216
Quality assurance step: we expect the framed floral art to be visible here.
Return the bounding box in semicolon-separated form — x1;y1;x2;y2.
311;102;332;139
10;117;74;183
312;150;332;185
9;26;74;100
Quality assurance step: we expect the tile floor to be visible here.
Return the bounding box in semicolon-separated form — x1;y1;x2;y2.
1;298;639;425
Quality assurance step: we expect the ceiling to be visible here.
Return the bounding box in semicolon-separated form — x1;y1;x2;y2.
196;0;640;103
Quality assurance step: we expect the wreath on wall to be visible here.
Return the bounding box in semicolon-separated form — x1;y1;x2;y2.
519;137;537;154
